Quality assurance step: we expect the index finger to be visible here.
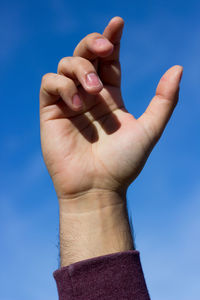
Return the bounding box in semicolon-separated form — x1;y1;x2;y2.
73;16;124;62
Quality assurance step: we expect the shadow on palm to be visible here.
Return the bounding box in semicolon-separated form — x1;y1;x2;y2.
56;84;126;143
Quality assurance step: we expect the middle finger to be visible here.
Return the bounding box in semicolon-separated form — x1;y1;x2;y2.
57;56;103;95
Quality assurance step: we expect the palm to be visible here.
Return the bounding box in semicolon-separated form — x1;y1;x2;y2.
40;82;153;198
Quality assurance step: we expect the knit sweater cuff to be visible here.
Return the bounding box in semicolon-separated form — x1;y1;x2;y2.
53;250;150;300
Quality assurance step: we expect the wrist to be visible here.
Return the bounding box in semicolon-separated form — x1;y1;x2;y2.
58;190;134;267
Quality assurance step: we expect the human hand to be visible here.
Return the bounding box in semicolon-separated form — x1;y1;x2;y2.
39;17;183;266
40;17;183;207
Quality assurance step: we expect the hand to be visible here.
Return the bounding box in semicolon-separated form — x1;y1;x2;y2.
40;17;182;205
39;17;183;266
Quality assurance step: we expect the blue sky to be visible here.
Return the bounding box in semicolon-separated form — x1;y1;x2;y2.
0;0;200;299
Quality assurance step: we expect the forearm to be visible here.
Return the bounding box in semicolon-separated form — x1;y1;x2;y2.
54;192;150;300
58;190;134;267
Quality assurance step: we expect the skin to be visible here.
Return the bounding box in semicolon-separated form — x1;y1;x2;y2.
39;17;183;266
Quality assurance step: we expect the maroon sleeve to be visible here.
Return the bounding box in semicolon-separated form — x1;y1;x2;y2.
53;250;151;300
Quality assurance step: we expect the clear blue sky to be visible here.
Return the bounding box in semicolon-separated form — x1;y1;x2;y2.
0;0;200;299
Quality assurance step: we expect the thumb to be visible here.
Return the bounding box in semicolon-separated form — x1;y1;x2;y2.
138;65;183;143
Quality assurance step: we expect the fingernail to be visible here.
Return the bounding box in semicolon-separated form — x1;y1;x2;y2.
72;94;82;109
86;73;103;88
94;38;112;48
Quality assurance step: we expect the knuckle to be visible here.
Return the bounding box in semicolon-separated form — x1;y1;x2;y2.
58;56;91;71
88;32;102;39
74;33;102;55
41;73;53;86
57;57;71;72
74;56;88;65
